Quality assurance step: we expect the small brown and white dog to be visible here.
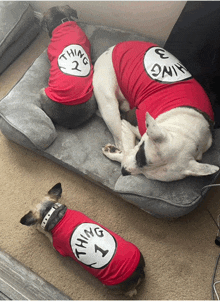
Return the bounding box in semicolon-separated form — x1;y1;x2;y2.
93;41;219;181
38;6;97;128
20;183;145;297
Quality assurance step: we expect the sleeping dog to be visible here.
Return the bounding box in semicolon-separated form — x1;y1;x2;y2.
39;6;97;128
20;183;145;297
93;41;219;181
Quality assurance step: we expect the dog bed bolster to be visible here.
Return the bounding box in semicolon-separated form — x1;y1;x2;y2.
0;51;57;150
0;1;40;74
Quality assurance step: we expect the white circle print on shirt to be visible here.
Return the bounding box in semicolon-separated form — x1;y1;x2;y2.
70;223;117;269
58;44;91;77
144;46;192;83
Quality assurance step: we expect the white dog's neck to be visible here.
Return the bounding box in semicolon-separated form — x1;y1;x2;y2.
156;107;211;134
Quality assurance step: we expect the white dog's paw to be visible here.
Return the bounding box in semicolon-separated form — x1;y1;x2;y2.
102;144;123;162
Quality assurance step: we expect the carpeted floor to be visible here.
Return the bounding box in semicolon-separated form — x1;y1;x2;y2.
1;30;220;300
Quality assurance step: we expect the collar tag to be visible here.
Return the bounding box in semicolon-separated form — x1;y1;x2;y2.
41;203;62;230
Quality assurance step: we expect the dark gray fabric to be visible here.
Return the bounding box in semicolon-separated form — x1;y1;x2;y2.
1;20;220;218
164;1;220;128
0;1;40;74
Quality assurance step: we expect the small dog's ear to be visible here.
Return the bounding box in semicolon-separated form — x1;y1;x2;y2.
34;11;44;23
62;5;78;19
34;11;49;32
69;8;78;20
20;211;38;226
48;183;62;198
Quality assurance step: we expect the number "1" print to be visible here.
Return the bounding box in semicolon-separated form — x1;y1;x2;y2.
94;244;109;257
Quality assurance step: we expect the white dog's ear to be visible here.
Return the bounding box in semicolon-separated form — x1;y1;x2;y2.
184;160;219;177
146;113;166;143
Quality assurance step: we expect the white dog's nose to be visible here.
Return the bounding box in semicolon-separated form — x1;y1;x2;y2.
121;167;131;176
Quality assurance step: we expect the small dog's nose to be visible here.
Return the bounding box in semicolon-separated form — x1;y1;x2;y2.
121;167;131;176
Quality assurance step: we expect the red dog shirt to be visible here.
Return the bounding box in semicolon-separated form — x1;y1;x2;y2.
45;21;93;105
112;41;214;136
51;209;141;286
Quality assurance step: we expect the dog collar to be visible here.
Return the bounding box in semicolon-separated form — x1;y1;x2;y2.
61;16;77;23
41;203;62;230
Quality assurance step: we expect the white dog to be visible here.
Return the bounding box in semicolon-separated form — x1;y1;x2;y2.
93;41;219;181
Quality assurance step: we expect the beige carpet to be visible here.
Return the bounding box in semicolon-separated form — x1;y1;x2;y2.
1;30;220;300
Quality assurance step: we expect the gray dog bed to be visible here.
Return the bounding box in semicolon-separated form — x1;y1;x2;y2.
0;17;220;219
0;1;40;74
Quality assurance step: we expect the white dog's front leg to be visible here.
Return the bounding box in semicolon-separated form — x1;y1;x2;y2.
93;46;124;151
102;120;138;163
121;120;138;151
98;99;123;150
122;119;141;139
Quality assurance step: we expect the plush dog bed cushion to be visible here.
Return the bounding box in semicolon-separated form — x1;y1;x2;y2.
0;1;40;74
0;21;220;219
